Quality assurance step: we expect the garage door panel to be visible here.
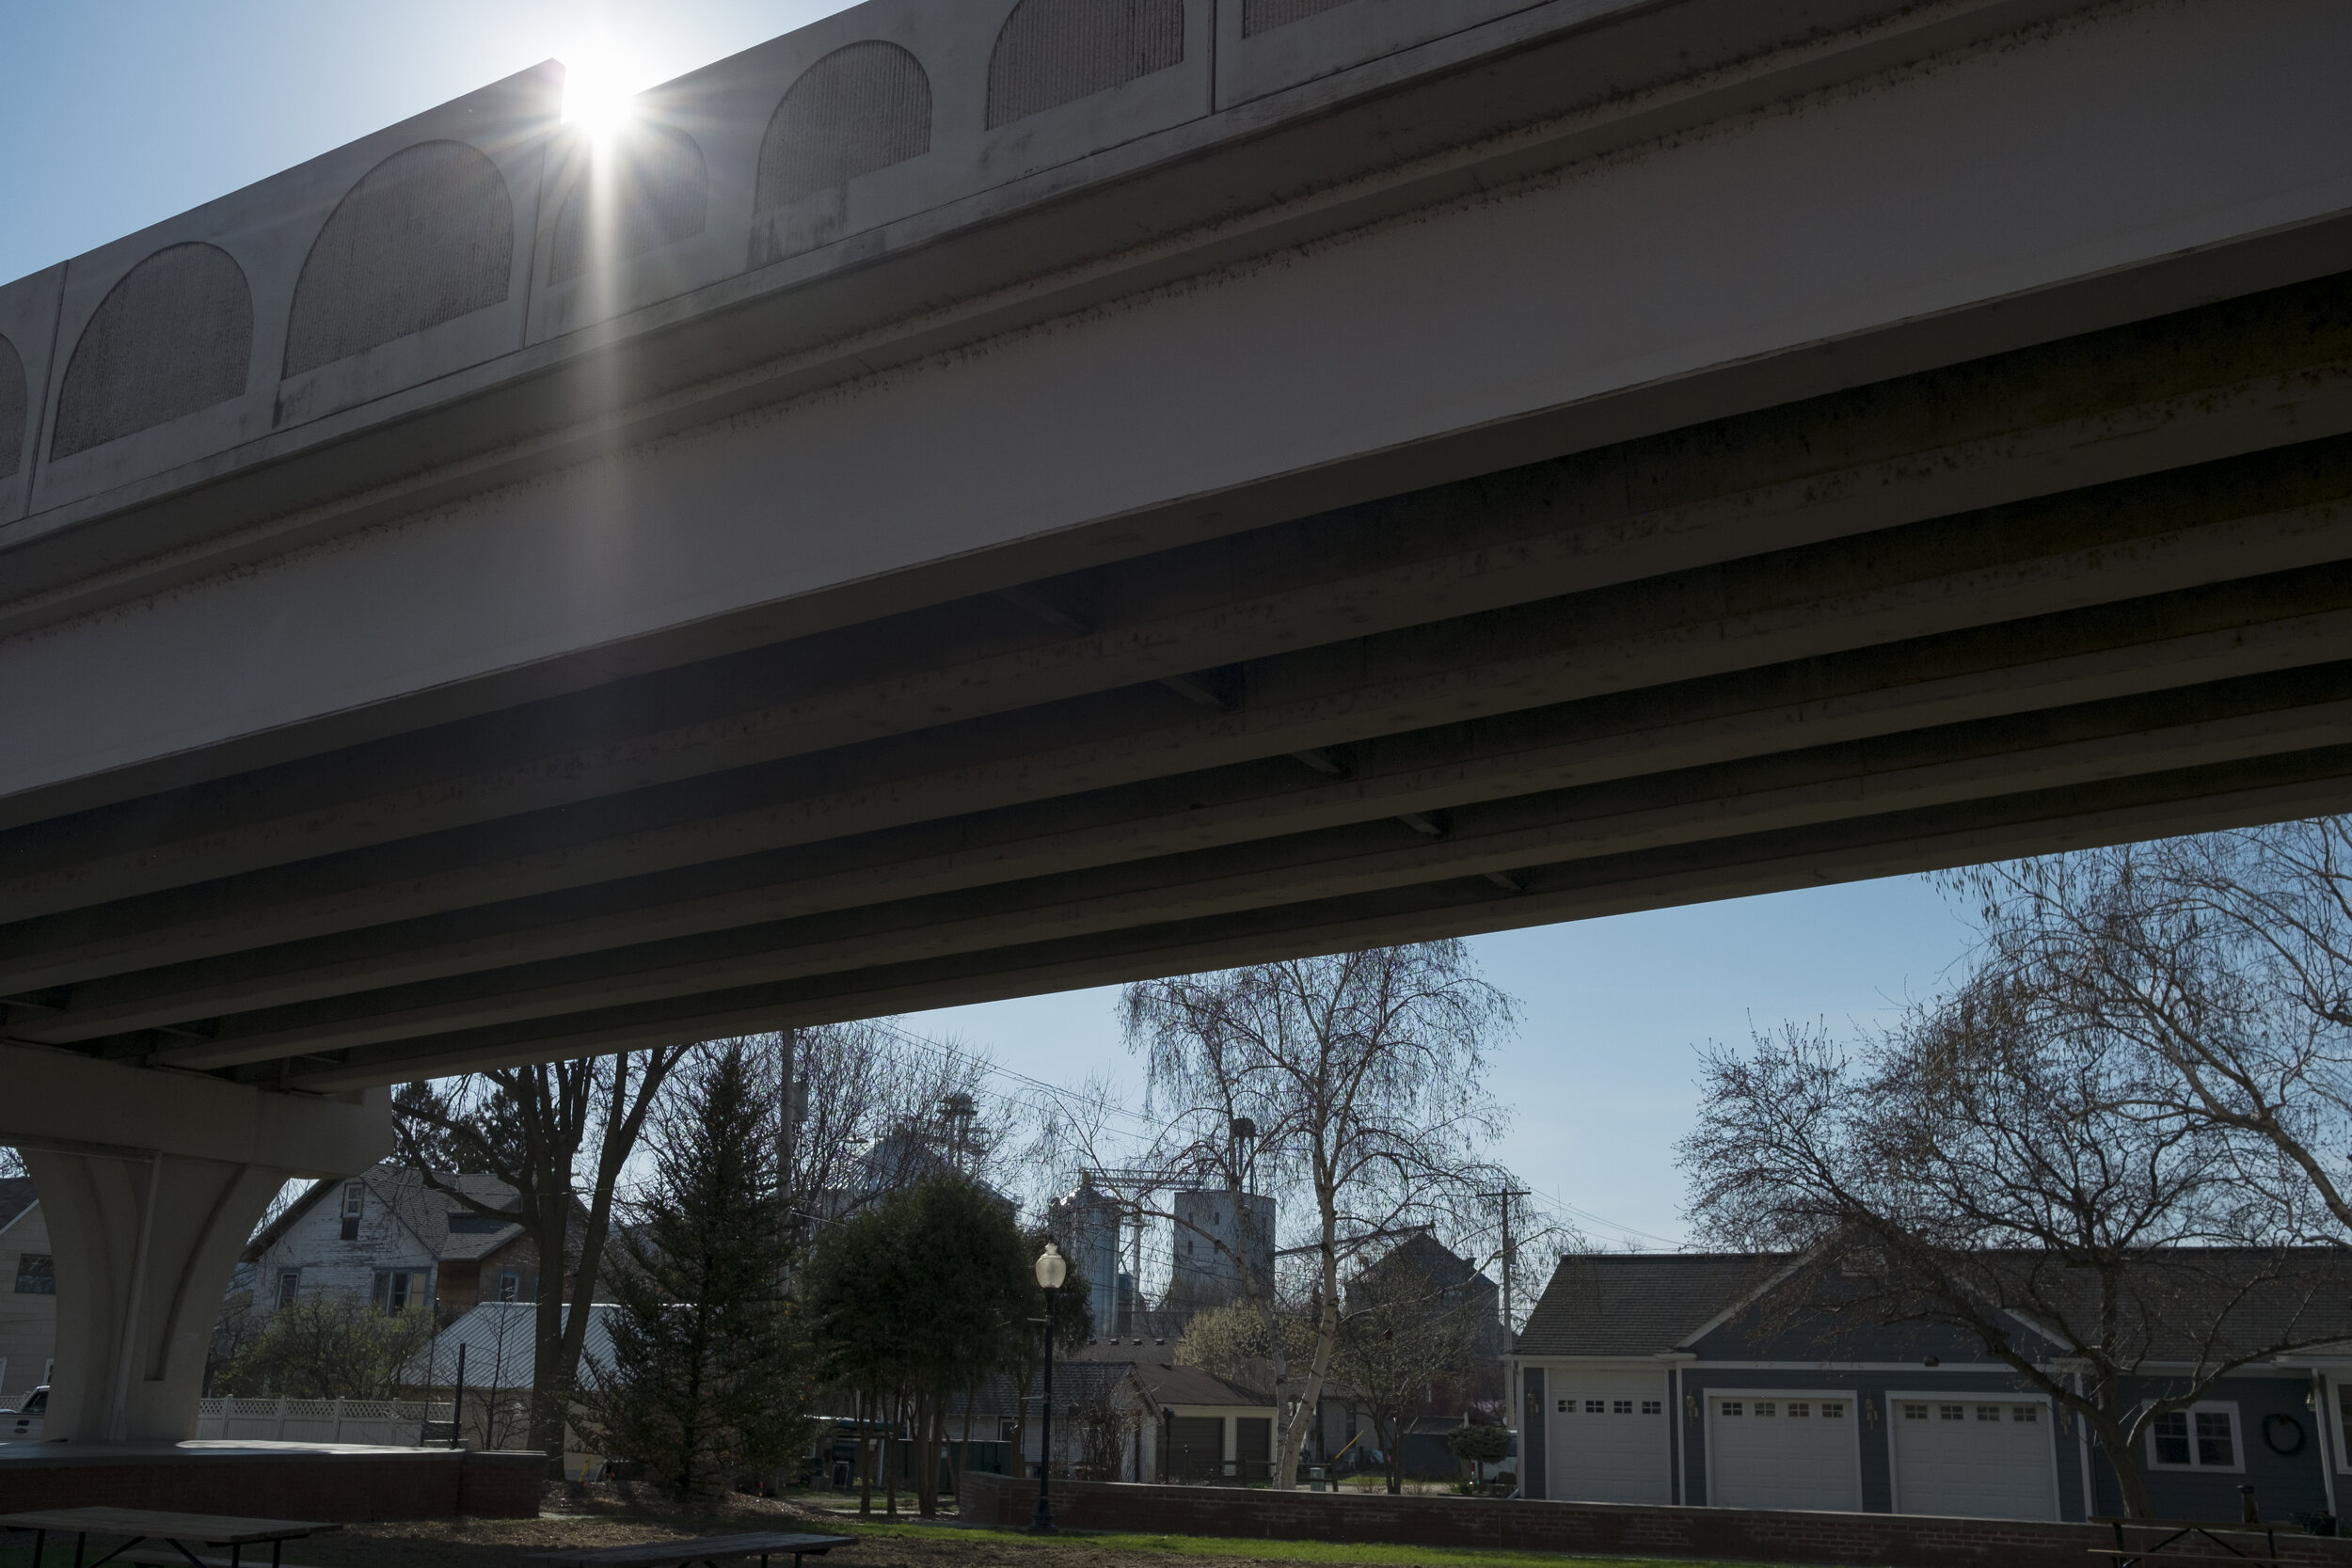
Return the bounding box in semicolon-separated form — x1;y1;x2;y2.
1548;1370;1671;1503
1891;1395;2057;1519
1708;1391;1862;1512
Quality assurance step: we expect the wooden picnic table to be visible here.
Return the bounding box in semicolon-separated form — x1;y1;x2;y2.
0;1507;340;1568
525;1532;853;1568
2090;1515;2287;1567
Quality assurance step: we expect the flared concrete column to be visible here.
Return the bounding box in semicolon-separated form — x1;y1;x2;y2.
0;1046;391;1442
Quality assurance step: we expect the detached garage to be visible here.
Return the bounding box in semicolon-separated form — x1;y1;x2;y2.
1548;1370;1672;1502
1707;1391;1862;1511
1889;1395;2058;1519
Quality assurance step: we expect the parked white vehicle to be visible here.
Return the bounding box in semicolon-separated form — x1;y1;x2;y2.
4;1386;44;1439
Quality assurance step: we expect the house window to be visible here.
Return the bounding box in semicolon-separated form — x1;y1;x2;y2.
498;1271;520;1302
1822;1402;1847;1418
1556;1399;1569;1413
1613;1400;1633;1415
276;1269;299;1307
2152;1406;2240;1471
1976;1405;2001;1421
2013;1406;2039;1423
1756;1402;1777;1417
1903;1403;1928;1420
1584;1400;1604;1414
1642;1401;1661;1416
1939;1404;1964;1421
373;1270;426;1314
341;1181;365;1242
1721;1402;1744;1417
1788;1402;1811;1418
12;1255;53;1295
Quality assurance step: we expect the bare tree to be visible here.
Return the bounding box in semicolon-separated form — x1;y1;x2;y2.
1681;999;2341;1518
1063;1368;1142;1481
769;1022;1009;1232
1118;942;1518;1488
215;1294;437;1400
393;1046;687;1473
1329;1253;1487;1495
1952;818;2352;1239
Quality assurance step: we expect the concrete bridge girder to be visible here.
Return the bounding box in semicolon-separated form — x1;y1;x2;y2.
8;314;2352;914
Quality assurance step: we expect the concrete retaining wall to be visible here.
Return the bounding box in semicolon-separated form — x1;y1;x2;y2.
0;1446;544;1521
959;1471;2352;1568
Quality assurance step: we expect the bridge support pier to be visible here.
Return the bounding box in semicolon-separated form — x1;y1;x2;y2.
0;1046;391;1442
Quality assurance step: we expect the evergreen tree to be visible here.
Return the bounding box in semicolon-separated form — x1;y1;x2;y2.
588;1044;807;1505
804;1172;1048;1516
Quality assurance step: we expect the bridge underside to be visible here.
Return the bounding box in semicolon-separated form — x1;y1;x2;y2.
8;273;2352;1087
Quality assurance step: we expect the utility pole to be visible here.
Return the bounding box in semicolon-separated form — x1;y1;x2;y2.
777;1027;800;1204
1478;1187;1532;1343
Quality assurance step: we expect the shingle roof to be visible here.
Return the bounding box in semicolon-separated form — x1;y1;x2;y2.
1520;1247;2352;1366
1134;1362;1273;1408
956;1357;1271;1418
1516;1252;1787;1357
964;1360;1147;1418
1362;1231;1493;1294
244;1163;527;1263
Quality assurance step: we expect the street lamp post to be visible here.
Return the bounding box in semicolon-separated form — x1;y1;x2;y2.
1032;1242;1068;1534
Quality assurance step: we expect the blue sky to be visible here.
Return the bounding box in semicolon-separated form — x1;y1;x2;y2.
1;0;1992;1246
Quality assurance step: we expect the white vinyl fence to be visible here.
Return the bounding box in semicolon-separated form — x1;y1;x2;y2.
196;1396;453;1445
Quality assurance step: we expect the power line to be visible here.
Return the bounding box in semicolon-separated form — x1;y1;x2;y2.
817;1018;1689;1251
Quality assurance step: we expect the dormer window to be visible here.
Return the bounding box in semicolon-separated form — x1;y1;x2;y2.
340;1181;365;1241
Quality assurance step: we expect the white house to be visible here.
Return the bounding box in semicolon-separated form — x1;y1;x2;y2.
0;1179;54;1402
246;1162;539;1323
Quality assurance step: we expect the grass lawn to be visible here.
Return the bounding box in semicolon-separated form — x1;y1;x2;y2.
0;1497;1836;1568
837;1518;1761;1568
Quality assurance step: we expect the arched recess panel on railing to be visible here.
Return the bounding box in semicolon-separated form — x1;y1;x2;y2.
987;0;1185;129
756;41;933;209
0;333;24;480
547;123;709;285
283;140;515;376
1242;0;1355;34
52;243;251;459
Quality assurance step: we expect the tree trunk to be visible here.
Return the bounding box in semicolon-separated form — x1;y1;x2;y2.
958;1385;977;1498
2083;1404;2157;1518
883;1394;899;1517
914;1392;935;1518
529;1215;571;1475
857;1392;875;1516
1275;1195;1344;1490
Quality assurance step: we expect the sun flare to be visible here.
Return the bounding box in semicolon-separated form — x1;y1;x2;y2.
560;47;638;142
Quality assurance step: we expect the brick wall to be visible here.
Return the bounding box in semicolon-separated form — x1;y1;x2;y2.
0;1448;544;1521
959;1472;2352;1568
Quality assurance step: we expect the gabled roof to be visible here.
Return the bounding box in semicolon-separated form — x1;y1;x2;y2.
244;1162;526;1263
963;1359;1151;1418
1519;1247;2352;1367
1361;1230;1494;1295
0;1178;37;1236
1517;1252;1786;1358
956;1357;1271;1419
1133;1361;1273;1409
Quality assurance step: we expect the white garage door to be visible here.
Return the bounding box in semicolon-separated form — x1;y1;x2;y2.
1708;1391;1862;1511
1890;1395;2058;1519
1548;1371;1672;1503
